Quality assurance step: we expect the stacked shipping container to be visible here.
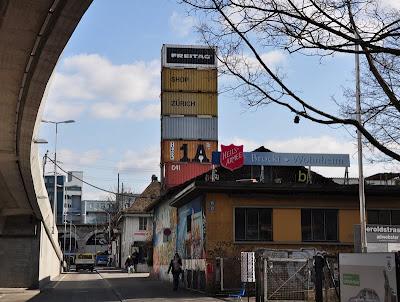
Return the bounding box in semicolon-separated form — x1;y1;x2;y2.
161;45;218;188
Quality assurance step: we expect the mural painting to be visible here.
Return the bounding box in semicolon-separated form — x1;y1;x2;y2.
152;200;177;279
177;196;205;259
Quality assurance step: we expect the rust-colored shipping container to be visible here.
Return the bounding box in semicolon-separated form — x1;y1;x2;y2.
164;162;212;188
161;68;218;93
161;92;218;116
161;140;217;163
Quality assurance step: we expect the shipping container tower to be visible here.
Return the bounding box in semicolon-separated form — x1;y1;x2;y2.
160;45;218;189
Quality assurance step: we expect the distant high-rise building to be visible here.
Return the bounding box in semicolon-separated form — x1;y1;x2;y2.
44;171;84;224
65;171;83;223
44;174;65;225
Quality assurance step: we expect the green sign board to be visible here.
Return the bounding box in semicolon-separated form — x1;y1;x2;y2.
343;273;360;286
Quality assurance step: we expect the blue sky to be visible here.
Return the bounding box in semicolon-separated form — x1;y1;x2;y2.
38;0;396;199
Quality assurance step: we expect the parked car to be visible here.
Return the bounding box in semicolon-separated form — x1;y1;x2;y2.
96;254;108;266
75;253;95;272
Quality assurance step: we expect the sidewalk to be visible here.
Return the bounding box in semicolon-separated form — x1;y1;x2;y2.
0;288;40;302
97;267;235;302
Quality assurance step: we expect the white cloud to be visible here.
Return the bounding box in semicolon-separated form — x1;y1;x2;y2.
221;135;399;178
57;149;103;168
91;102;125;119
381;0;400;9
116;147;160;174
127;103;160;121
43;54;160;121
169;11;196;37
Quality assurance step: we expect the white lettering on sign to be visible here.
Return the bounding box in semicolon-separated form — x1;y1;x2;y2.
171;53;212;60
171;164;180;171
170;142;175;160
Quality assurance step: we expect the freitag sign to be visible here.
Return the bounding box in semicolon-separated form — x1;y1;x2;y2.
220;144;244;171
162;44;217;68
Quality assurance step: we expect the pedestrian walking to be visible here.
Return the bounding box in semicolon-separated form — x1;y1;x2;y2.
167;253;182;291
125;256;133;273
132;250;139;272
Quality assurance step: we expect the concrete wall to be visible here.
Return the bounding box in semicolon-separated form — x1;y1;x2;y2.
0;224;40;288
38;222;61;287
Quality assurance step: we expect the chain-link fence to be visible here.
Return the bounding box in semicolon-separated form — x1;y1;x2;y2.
264;257;313;301
214;249;340;302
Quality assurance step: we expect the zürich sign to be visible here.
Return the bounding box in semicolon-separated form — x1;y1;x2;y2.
212;151;350;167
162;44;217;68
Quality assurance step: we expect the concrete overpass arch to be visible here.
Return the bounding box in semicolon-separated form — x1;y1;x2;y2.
0;0;93;288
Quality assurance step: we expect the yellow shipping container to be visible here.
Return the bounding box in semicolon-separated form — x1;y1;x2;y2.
161;68;217;93
162;92;217;116
161;140;218;163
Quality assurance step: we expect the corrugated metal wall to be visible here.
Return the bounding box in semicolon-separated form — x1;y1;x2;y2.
164;162;212;188
161;68;218;92
162;116;218;140
161;92;217;116
161;140;217;163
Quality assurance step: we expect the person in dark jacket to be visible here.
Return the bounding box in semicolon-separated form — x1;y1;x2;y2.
125;256;133;273
167;253;182;291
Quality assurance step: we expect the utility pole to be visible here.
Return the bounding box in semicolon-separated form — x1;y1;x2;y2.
117;173;120;211
121;182;124;210
355;31;367;253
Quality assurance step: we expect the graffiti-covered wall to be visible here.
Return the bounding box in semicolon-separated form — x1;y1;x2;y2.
152;199;177;281
177;196;206;259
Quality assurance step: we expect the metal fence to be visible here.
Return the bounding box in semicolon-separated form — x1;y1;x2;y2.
215;249;340;302
264;257;313;301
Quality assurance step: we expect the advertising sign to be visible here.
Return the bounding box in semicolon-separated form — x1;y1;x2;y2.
161;68;218;93
161;92;218;116
241;252;255;282
212;151;350;167
161;140;217;163
340;253;397;302
162;44;217;68
220;144;244;171
367;225;400;243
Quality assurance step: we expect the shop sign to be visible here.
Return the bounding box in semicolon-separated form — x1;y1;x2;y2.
162;44;217;68
212;151;350;167
366;225;400;243
220;144;244;171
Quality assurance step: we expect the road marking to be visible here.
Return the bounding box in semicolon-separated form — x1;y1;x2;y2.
53;273;68;289
96;270;124;302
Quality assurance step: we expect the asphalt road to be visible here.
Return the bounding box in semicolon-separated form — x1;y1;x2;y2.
1;268;225;302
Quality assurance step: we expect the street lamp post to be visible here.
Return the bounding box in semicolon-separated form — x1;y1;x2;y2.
41;119;75;234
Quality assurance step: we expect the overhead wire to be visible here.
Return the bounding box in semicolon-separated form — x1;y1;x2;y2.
46;156;143;198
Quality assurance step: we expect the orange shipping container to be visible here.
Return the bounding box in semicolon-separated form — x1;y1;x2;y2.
161;140;217;163
164;162;212;188
162;92;217;116
161;68;217;93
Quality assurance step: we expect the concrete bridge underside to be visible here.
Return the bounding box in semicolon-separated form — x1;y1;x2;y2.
0;0;92;288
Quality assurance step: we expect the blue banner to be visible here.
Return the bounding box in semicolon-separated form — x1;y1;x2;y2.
212;152;350;167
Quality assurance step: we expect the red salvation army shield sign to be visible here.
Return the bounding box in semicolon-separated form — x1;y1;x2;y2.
220;144;244;171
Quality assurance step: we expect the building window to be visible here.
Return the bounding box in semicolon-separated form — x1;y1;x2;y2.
187;214;192;233
234;208;272;241
301;209;338;242
139;217;147;231
368;210;400;225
